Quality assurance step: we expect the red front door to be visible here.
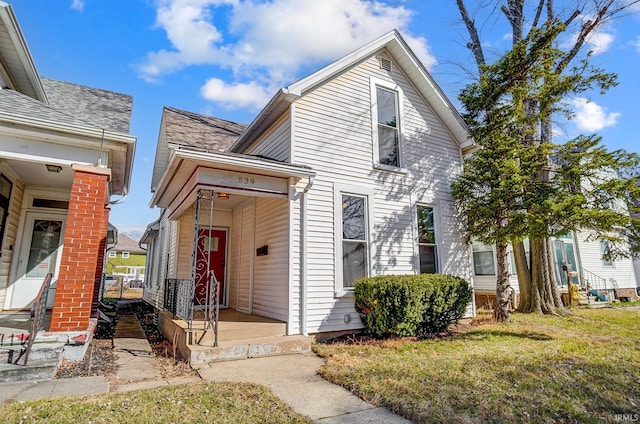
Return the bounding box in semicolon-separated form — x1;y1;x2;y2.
194;229;227;306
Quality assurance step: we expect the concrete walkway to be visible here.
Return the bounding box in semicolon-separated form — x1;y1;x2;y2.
0;305;412;423
197;354;412;423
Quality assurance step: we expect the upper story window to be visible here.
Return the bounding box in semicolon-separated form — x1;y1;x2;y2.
122;251;130;259
371;77;403;169
108;251;116;258
376;87;399;167
417;205;438;274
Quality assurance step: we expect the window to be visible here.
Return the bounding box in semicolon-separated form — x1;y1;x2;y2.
0;175;11;253
371;78;403;169
108;251;116;258
122;251;130;259
341;194;368;290
417;205;437;273
473;242;495;276
600;241;614;267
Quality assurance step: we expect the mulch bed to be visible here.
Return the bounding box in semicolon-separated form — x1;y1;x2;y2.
55;300;192;380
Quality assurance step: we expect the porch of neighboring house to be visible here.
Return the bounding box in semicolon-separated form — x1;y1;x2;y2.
152;183;313;365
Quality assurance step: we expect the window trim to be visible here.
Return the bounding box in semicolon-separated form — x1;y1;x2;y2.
600;240;614;268
334;184;375;297
414;202;441;274
107;251;116;258
121;251;130;259
472;241;496;276
370;77;405;170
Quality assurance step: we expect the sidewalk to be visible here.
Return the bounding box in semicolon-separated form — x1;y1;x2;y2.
0;304;411;423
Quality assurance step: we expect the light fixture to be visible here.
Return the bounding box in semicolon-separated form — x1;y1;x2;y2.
46;164;62;173
216;192;230;200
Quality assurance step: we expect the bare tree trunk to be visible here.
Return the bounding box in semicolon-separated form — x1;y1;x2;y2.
521;237;566;314
513;241;531;310
494;244;511;322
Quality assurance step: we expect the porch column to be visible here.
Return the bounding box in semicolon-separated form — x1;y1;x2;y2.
50;165;110;332
91;207;111;316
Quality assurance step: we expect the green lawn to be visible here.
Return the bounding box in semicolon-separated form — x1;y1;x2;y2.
314;307;640;424
1;382;312;424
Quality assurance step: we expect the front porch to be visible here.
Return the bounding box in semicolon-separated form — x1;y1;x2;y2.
158;308;310;365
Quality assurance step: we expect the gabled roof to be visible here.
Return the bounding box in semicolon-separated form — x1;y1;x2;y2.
0;87;94;127
151;106;247;191
42;78;133;134
231;29;472;153
109;233;145;254
0;2;46;101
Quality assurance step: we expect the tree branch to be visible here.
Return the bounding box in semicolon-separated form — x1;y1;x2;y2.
455;0;486;73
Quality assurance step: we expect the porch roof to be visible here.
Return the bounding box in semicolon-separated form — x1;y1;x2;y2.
150;148;315;219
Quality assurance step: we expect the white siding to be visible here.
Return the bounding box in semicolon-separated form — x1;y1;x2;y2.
143;210;170;309
253;197;289;322
0;164;24;309
237;202;254;313
245;113;291;162
292;52;471;333
575;231;637;290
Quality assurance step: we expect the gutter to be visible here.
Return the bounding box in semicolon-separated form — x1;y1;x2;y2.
300;175;315;336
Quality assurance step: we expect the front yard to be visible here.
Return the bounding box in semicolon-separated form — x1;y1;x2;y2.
314;306;640;424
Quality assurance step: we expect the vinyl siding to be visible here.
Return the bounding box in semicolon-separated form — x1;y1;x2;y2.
575;231;638;289
252;197;289;322
0;164;23;309
292;52;471;333
245;113;291;162
143;210;170;309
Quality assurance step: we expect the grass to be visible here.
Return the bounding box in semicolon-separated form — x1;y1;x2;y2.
313;307;640;424
0;382;312;424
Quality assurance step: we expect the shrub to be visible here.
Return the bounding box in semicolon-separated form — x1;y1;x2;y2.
354;274;472;338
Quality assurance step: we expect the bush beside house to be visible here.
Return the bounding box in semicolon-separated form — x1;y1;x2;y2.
354;275;473;338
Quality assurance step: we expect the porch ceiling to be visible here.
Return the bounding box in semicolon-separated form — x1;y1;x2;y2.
150;148;314;218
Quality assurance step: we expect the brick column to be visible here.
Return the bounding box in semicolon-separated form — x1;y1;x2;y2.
50;165;111;332
91;207;111;317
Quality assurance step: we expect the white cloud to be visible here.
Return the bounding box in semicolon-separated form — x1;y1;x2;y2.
633;36;640;53
561;14;615;56
200;78;272;110
70;0;84;12
138;0;434;108
571;97;620;132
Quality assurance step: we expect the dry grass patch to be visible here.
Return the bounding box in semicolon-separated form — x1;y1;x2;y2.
1;382;312;423
313;307;640;424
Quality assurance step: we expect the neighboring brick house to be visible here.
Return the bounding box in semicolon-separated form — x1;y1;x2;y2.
0;2;136;340
107;233;146;284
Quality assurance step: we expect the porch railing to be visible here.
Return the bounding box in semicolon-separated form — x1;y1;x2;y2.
164;278;192;321
22;273;52;365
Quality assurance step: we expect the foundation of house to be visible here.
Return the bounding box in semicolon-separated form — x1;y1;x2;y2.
158;309;311;365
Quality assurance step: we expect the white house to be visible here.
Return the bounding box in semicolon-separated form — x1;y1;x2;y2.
142;30;475;351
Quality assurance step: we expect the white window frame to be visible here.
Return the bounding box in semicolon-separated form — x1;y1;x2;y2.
107;251;116;258
370;77;405;171
472;241;496;276
600;240;614;268
121;251;130;259
334;184;375;297
414;202;441;274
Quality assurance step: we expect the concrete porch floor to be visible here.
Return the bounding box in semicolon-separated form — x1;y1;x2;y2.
158;309;310;365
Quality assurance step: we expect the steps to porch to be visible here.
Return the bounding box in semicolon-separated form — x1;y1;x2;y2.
158;309;311;365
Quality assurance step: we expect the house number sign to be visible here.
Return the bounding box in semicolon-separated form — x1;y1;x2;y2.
199;168;289;196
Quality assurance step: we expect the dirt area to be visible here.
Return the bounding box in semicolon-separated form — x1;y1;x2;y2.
55;300;193;381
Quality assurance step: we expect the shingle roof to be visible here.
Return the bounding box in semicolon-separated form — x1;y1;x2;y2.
0;87;96;127
111;233;145;254
164;106;246;152
41;78;132;133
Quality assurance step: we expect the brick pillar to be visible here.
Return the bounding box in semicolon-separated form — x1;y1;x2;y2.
50;165;111;332
91;207;111;317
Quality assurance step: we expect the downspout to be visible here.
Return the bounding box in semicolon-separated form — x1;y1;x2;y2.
300;175;315;336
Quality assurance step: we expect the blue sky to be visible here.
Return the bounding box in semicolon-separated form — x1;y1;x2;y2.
11;0;640;238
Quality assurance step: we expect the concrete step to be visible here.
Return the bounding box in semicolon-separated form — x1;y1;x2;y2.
187;335;311;365
0;358;61;383
188;321;287;345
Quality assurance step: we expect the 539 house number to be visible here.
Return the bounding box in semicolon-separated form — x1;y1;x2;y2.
238;176;255;185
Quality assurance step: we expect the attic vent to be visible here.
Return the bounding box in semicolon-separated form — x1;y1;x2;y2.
379;57;392;72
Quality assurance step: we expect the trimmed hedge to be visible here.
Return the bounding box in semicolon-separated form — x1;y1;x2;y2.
354;274;473;338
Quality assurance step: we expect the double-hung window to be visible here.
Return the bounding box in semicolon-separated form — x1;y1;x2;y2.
417;205;437;273
371;78;403;169
600;240;614;267
108;251;116;258
122;251;130;259
376;87;399;167
341;194;368;290
472;242;495;276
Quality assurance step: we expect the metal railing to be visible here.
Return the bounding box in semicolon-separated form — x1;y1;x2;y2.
23;273;52;365
580;267;607;291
